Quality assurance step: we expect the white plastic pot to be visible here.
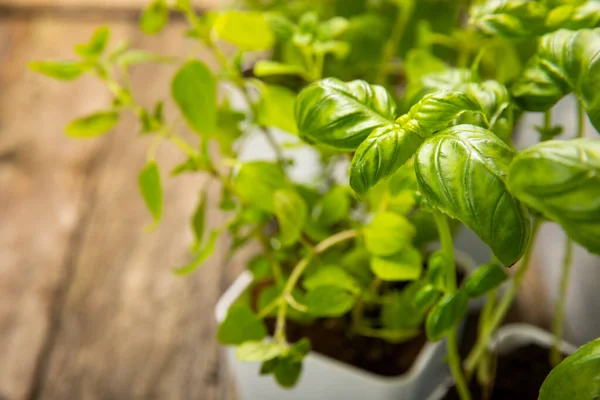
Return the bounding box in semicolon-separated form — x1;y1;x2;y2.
215;272;453;400
426;324;578;400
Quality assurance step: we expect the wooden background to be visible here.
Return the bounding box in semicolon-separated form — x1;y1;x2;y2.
0;2;244;400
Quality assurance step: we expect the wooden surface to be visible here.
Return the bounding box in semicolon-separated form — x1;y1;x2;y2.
0;0;224;10
0;10;241;400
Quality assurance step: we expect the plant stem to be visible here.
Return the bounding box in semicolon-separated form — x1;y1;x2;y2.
351;277;381;330
433;211;471;400
550;237;573;366
576;100;585;138
465;218;542;375
274;230;358;343
476;289;497;386
375;4;410;85
544;109;552;131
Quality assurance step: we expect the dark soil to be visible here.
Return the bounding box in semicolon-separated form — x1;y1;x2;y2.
443;344;562;400
264;316;427;377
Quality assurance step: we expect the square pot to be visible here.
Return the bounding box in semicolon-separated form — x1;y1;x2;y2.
215;272;453;400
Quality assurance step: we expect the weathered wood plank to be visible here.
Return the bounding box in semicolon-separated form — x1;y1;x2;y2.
0;0;225;10
24;21;234;400
0;18;130;400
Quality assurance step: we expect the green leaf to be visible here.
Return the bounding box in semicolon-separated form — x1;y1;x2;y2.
539;338;600;400
274;357;303;388
29;60;86;81
458;81;513;141
512;29;600;132
364;212;416;256
404;49;447;84
350;124;424;194
256;84;298;135
464;263;508;298
414;125;530;266
403;68;475;110
65;111;119;138
546;2;600;31
214;11;274;50
249;254;272;281
138;161;162;224
140;0;169;34
233;162;286;212
427;251;450;291
414;284;441;311
172;60;217;135
236;341;286;362
191;191;207;251
426;291;469;342
469;0;549;38
305;285;356;317
295;78;397;150
74;26;110;57
371;247;423;281
508;139;600;255
253;61;307;78
217;304;267;345
303;266;361;294
311;186;349;227
173;230;220;275
274;189;307;247
380;281;428;330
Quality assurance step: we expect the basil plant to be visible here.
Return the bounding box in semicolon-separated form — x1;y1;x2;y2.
30;0;600;397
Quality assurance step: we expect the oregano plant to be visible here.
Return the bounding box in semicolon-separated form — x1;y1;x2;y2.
31;0;600;398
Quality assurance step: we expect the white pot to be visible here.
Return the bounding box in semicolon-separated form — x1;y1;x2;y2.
215;272;453;400
426;324;578;400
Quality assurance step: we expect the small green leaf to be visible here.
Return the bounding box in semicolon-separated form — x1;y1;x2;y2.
29;60;86;81
138;161;162;225
74;26;110;57
140;0;169;34
256;84;298;134
65;111;119;138
380;282;428;330
274;189;307;247
414;284;440;311
539;338;600;400
295;78;397;150
173;230;220;275
426;291;469;342
191;191;207;251
311;186;349;227
364;212;415;256
371;247;423;281
217;304;267;345
253;61;306;78
427;251;450;291
172;60;217;135
233;162;286;212
249;254;272;281
236;341;286;362
214;11;274;50
303;266;361;294
274;357;303;388
464;263;508;298
469;0;548;38
305;285;356;317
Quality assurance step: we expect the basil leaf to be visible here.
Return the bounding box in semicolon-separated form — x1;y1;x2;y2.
371;247;423;281
273;189;307;247
217;304;267;345
274;357;303;388
236;341;286;362
512;29;600;132
414;124;531;266
65;111;119;138
403;68;475;109
546;2;600;31
426;291;469;342
508;139;600;255
364;212;416;256
414;284;441;311
233;162;286;212
303;266;361;294
140;0;169;34
539;338;600;400
214;11;274;50
256;83;297;135
311;186;349;227
469;0;549;39
172;60;217;135
74;26;110;57
464;263;508;298
138;161;162;224
305;285;356;317
295;78;397;150
29;60;86;81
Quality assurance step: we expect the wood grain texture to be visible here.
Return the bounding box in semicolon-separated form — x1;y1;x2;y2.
0;0;225;10
0;15;236;400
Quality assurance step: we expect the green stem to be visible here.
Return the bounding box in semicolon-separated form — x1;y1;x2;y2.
550;237;573;366
375;5;410;84
476;289;497;386
465;218;542;375
576;100;585;138
544;109;552;131
274;230;358;343
351;278;381;330
433;211;471;400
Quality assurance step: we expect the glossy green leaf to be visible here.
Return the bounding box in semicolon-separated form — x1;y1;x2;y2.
236;341;286;362
508;139;600;254
426;291;469;342
546;2;600;31
349;124;424;194
469;0;549;38
295;78;397;150
233;162;286;213
214;11;274;50
427;251;450;291
274;357;303;388
311;186;349;227
303;266;361;294
274;189;307;247
74;26;110;57
364;212;416;256
217;304;267;345
257;84;297;134
414;284;441;311
305;285;356;317
140;0;169;34
172;60;217;135
403;68;475;110
458;81;513;141
512;29;600;132
414;125;531;266
371;247;423;281
138;161;162;223
29;60;86;81
539;338;600;400
65;111;119;138
173;230;220;275
464;263;508;298
191;191;207;251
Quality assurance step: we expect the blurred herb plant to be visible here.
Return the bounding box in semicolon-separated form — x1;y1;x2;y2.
30;0;600;397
